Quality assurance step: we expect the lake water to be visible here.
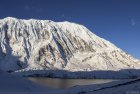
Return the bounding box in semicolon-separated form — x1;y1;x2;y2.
29;77;118;89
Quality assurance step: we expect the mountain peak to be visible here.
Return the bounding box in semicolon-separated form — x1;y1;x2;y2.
0;17;140;74
2;17;17;20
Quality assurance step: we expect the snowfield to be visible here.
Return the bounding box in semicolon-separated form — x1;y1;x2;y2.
1;71;140;94
52;78;140;94
0;71;53;94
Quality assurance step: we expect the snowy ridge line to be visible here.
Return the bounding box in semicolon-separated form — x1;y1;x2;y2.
13;69;140;79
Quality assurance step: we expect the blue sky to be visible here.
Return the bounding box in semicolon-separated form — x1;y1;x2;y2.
0;0;140;59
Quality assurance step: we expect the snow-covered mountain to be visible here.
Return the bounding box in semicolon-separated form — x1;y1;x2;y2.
0;17;140;72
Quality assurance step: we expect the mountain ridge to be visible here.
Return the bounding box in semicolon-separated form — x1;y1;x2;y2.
0;17;140;73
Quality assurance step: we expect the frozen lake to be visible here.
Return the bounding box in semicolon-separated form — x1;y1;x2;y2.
29;77;119;89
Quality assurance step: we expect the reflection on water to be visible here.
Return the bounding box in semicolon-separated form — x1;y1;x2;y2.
29;77;118;88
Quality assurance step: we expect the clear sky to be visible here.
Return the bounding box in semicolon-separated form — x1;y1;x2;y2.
0;0;140;59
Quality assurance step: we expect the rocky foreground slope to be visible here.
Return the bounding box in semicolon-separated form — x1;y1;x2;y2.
0;17;140;77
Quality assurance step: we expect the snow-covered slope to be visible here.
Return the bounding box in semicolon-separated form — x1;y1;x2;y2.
0;17;140;73
0;70;52;94
48;78;140;94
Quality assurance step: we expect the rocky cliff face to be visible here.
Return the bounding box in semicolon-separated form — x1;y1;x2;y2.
0;17;140;71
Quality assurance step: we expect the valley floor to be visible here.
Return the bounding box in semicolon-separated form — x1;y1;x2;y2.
0;71;140;94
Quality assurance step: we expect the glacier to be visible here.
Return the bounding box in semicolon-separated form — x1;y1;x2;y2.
0;17;140;78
